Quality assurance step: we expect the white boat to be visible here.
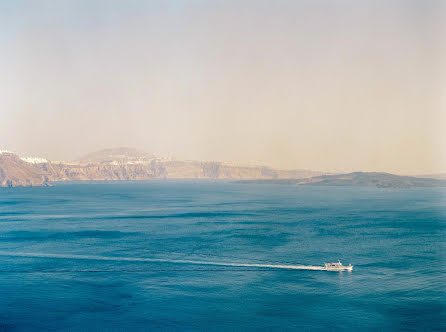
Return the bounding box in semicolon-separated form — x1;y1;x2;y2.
323;260;353;271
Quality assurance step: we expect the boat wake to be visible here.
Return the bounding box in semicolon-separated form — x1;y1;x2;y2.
0;251;327;271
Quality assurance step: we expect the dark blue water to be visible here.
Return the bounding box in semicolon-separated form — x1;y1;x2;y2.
0;181;445;331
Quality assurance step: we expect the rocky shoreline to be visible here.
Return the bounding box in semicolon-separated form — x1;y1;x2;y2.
0;148;324;187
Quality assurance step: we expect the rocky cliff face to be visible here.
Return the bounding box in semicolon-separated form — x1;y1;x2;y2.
39;159;322;182
0;153;49;187
0;148;325;187
40;160;167;181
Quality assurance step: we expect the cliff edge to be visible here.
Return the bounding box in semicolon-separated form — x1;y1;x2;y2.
0;153;50;187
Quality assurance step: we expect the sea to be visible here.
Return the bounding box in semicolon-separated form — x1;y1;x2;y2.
0;181;444;331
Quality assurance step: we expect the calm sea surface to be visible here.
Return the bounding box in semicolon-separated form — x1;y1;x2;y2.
0;181;445;331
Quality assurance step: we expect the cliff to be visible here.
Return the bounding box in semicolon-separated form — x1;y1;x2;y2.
0;148;324;187
40;160;323;182
0;153;50;187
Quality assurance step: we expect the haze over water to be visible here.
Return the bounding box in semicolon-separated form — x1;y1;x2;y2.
0;181;444;330
1;0;445;174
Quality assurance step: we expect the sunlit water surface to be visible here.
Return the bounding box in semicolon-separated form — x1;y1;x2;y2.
0;181;445;330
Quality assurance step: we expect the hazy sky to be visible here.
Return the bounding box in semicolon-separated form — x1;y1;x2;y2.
1;0;445;174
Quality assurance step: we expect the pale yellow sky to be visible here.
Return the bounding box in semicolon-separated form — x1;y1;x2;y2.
0;0;445;174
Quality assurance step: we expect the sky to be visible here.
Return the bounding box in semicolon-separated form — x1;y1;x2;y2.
0;0;445;174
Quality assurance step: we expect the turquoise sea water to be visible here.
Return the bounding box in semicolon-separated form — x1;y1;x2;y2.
0;181;445;331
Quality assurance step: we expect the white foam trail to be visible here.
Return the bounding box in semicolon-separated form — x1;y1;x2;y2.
0;251;326;271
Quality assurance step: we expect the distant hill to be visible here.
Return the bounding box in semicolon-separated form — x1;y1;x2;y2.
77;147;155;163
416;173;446;180
237;172;446;188
299;172;446;188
